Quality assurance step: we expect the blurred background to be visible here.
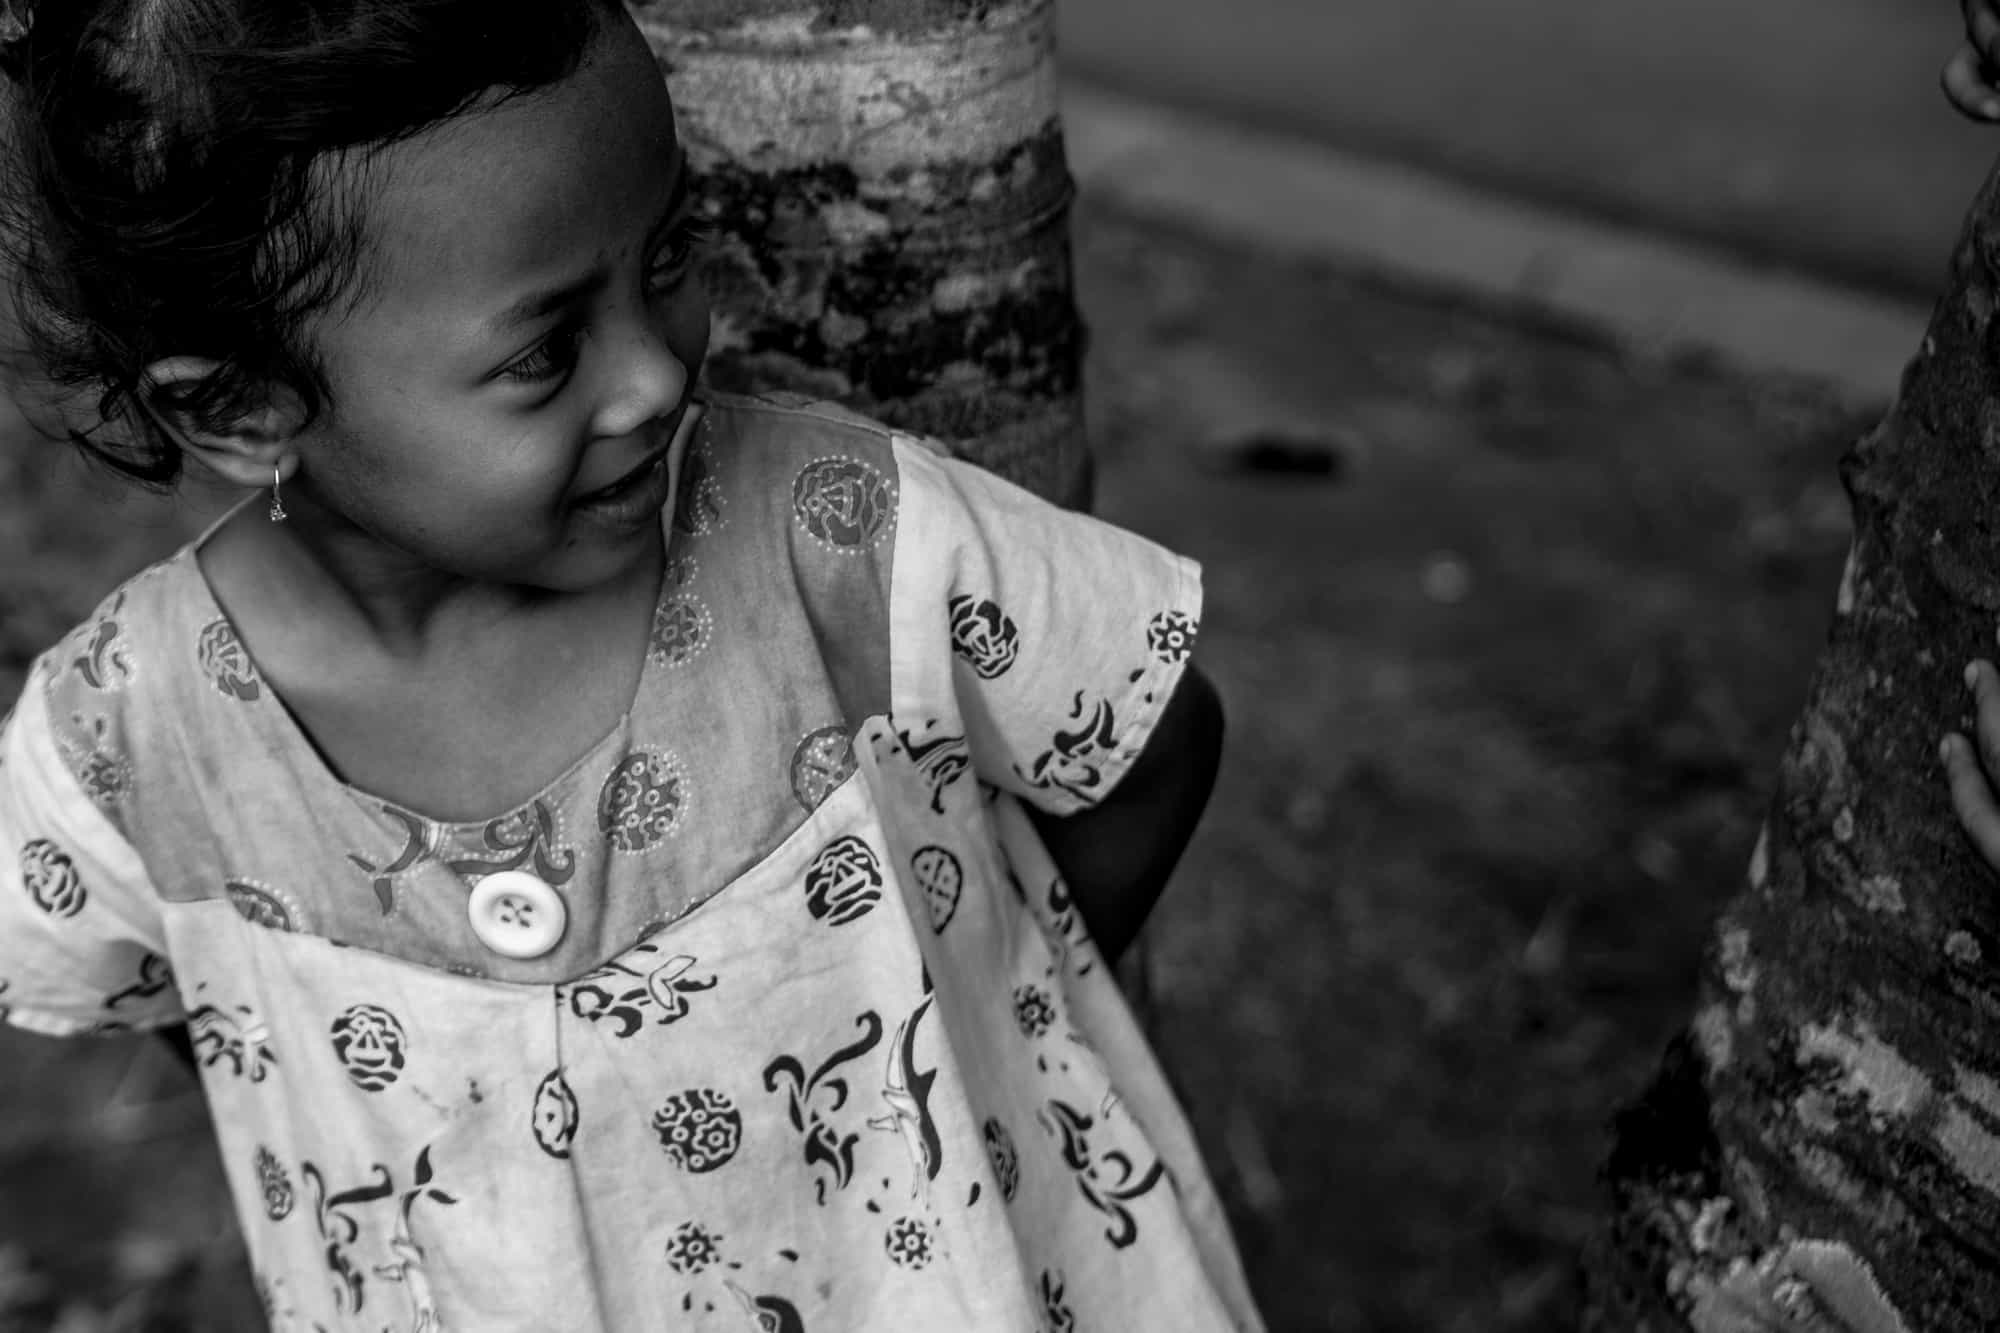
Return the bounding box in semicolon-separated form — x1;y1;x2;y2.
1062;0;1995;302
2;4;1994;1331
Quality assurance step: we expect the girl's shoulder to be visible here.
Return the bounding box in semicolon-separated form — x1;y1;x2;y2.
687;389;917;612
698;390;925;497
702;388;910;444
22;543;228;826
693;390;966;563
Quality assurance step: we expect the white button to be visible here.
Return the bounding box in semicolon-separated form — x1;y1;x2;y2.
467;871;567;960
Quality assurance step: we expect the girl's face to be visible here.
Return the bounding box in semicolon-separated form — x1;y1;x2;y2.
293;12;710;593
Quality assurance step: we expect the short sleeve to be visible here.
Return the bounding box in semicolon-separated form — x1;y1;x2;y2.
888;437;1203;816
0;667;180;1036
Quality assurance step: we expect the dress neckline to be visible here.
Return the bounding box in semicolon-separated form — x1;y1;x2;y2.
174;507;675;836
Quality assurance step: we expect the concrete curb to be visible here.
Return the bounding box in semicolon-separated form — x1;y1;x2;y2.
1062;80;1933;407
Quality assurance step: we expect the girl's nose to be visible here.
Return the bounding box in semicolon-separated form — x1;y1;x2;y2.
591;315;687;439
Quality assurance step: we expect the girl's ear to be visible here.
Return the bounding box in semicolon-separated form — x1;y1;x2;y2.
138;356;307;490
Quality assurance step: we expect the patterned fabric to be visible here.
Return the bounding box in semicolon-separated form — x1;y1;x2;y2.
0;393;1261;1332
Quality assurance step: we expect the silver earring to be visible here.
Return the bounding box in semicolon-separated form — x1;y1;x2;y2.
268;466;288;523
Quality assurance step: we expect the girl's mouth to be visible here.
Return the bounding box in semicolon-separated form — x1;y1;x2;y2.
571;448;673;528
571;404;704;527
578;448;670;505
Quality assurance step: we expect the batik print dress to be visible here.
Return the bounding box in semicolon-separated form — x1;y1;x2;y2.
0;393;1264;1332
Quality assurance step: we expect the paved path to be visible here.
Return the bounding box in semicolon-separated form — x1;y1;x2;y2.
1059;0;1997;301
1061;83;1932;407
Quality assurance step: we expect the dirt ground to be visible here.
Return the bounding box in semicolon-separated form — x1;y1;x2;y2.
0;198;1871;1331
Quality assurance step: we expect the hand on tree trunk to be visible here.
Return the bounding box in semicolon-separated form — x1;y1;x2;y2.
1941;658;2000;862
1941;0;2000;120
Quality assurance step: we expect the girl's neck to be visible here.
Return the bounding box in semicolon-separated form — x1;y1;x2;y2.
193;499;667;822
200;497;658;662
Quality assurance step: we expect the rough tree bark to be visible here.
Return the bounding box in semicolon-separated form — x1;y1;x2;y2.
626;0;1091;509
1582;168;2000;1328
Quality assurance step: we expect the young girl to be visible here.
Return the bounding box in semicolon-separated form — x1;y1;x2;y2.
0;2;1263;1329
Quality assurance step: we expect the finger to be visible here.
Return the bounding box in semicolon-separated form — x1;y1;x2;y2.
1969;658;2000;779
1942;45;2000;121
1974;0;2000;65
1942;733;2000;868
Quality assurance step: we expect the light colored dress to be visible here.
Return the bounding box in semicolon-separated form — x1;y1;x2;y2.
0;393;1263;1332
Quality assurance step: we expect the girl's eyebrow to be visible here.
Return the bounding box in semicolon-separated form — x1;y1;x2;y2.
489;272;602;336
484;166;691;337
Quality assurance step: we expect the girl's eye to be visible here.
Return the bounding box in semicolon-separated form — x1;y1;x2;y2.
496;218;712;387
500;324;583;385
646;218;717;292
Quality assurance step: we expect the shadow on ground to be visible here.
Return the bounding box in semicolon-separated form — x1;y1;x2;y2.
0;197;1872;1331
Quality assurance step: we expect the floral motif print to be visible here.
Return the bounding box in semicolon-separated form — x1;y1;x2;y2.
375;1147;459;1330
1037;1099;1168;1249
19;838;85;918
598;750;687;854
565;943;717;1036
1039;876;1094;977
664;1221;724;1275
196;618;260;702
910;845;963;932
254;1145;295;1220
984;1118;1021;1203
884;1215;933;1269
446;801;577;886
105;951;173;1010
346;803;448;916
649;593;713;669
532;1069;580;1160
764;1010;885;1203
897;723;970;815
802;835;883;925
52;712;131;807
792;456;895;551
866;995;942;1204
301;1145;457;1319
1146;610;1197;664
672;424;724;537
303;1161;392;1313
1014;692;1119;804
725;1281;806;1333
329;1003;407;1092
69;594;133;692
188;1003;279;1081
789;725;857;811
1013;985;1057;1039
1039;1269;1078;1333
652;1088;743;1172
948;595;1020;679
225;880;300;932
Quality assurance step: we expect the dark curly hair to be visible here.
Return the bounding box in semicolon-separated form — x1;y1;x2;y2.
1;0;610;486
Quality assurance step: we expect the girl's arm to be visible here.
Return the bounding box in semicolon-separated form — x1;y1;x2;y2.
157;1026;196;1069
1942;0;2000;121
1025;665;1225;965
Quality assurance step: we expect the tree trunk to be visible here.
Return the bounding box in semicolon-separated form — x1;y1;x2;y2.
1583;166;2000;1330
626;0;1092;509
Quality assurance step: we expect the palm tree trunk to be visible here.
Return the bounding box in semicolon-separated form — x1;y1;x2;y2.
627;0;1091;509
1583;164;2000;1331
